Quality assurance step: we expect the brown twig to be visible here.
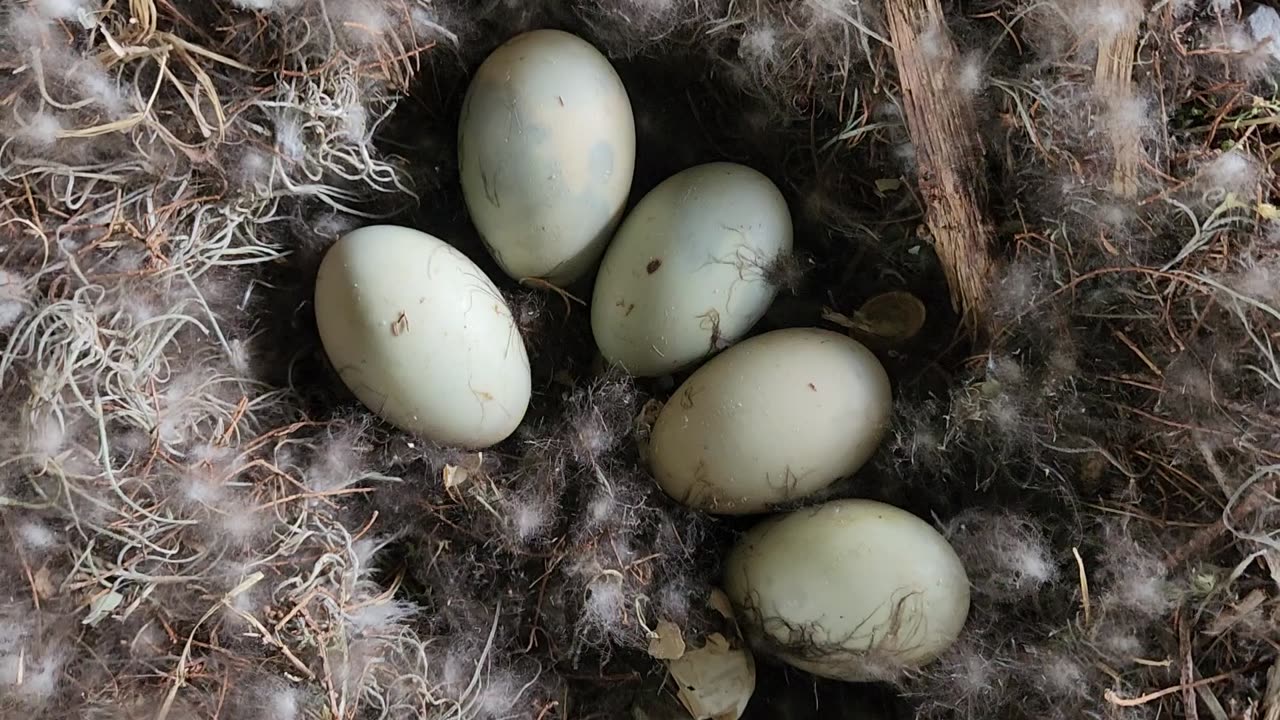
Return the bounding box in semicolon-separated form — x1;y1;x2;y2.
1104;668;1237;707
1164;474;1279;569
1263;657;1280;720
1179;610;1201;720
885;0;998;340
520;277;586;318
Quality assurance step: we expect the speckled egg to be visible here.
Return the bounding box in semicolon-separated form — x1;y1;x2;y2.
590;162;793;377
314;225;531;448
723;499;971;682
649;327;892;515
458;29;635;286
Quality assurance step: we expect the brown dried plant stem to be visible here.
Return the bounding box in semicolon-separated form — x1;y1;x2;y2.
1095;22;1141;198
885;0;997;339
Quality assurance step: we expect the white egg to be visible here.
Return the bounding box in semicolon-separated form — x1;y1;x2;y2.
314;225;531;448
591;162;793;377
648;327;892;515
458;29;636;286
723;499;971;682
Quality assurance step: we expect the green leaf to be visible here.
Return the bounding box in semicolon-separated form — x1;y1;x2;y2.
83;590;124;626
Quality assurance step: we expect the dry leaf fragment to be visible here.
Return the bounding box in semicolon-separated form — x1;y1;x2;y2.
33;565;56;600
647;619;687;660
443;452;484;492
875;178;902;194
634;398;664;443
855;291;927;344
708;588;734;621
822;291;927;347
442;464;468;490
668;632;756;720
83;590;123;626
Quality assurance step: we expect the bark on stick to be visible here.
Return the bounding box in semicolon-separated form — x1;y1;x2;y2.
885;0;997;339
1095;22;1141;198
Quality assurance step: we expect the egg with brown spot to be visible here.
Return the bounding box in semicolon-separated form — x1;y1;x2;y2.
590;162;793;377
314;225;531;449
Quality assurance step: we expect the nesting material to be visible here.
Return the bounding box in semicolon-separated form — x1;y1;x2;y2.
1;1;1277;719
1092;0;1142;197
884;0;998;336
658;590;757;720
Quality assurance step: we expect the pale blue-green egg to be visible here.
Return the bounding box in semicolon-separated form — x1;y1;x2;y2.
590;162;792;377
724;499;970;682
458;29;635;286
649;328;891;515
314;225;531;448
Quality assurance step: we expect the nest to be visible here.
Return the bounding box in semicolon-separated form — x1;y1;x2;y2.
1;0;1278;719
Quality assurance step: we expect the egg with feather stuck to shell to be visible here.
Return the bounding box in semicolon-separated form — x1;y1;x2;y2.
724;498;971;682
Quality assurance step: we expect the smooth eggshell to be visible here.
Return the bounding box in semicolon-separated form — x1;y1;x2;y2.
458;29;636;285
649;327;892;515
591;162;793;377
723;499;971;681
314;225;531;448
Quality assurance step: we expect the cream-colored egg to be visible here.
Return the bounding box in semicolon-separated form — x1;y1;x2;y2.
649;327;891;515
458;29;636;285
590;162;793;377
723;499;971;682
314;225;531;448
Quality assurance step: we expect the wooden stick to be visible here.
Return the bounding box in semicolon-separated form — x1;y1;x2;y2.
1095;20;1142;198
885;0;998;339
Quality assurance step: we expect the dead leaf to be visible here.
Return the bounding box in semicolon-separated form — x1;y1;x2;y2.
668;632;755;720
443;452;484;491
854;291;927;344
647;619;686;660
708;588;734;620
634;398;664;441
823;291;927;347
442;464;470;490
32;565;56;600
875;177;902;194
702;633;731;652
820;306;858;330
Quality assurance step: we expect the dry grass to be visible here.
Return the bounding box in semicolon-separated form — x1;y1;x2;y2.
0;0;1278;719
